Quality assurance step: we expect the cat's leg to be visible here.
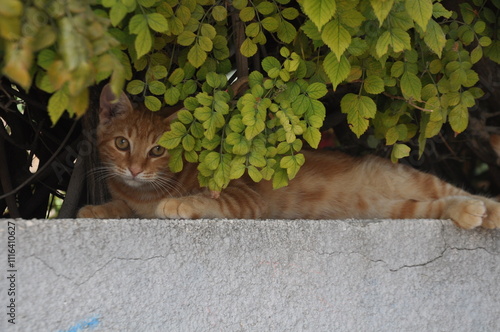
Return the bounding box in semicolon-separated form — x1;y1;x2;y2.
77;200;134;219
155;185;267;219
387;196;493;229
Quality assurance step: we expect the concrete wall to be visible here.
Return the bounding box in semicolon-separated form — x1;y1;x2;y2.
1;218;499;331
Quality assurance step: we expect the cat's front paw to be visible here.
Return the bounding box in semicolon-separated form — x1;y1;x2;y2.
481;200;500;229
76;200;133;219
156;198;201;219
77;205;110;219
449;199;486;229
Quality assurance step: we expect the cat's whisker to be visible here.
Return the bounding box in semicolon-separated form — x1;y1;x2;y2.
154;175;185;198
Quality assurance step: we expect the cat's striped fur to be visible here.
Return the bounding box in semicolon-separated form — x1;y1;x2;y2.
77;84;500;229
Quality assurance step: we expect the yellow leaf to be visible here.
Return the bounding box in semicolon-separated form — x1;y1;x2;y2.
0;0;22;17
47;60;71;90
302;0;336;31
68;88;89;117
0;16;20;40
2;39;33;90
48;89;69;124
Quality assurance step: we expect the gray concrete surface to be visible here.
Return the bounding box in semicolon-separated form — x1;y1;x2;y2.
0;218;499;331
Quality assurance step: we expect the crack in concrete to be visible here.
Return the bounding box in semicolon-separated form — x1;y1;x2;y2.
31;254;169;286
75;255;168;286
31;255;72;281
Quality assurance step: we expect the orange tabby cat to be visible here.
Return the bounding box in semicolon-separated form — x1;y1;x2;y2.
77;84;500;229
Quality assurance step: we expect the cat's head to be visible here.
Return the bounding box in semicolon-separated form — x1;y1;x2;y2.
96;84;176;188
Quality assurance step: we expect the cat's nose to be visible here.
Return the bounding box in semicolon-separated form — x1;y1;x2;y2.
129;167;142;177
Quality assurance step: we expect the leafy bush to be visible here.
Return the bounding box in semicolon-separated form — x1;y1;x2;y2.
1;0;500;193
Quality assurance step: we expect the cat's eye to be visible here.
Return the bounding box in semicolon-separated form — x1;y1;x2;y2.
149;145;165;157
115;137;130;151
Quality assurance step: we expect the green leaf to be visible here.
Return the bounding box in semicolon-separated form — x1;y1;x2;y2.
256;1;275;15
182;134;196;151
432;3;452;19
302;0;336;30
177;109;194;124
147;13;169;33
204;151;221;171
364;75;385;94
485;40;500;64
245;119;266;140
145;95;161;111
400;71;422;101
165;87;181;105
200;23;217;39
159;132;181;150
129;14;148;34
148;81;166;95
459;3;475;25
168;68;185;85
230;158;246;179
261;17;279;32
168;147;184;172
37;49;56;70
323;53;351;90
240;38;258;57
248;165;263;182
340;8;365;28
389;28;411;53
340;94;377;138
280;153;305;180
262;57;281;73
212;5;227;21
277;20;297;44
246;22;261;38
135;29;152;58
300;20;322;41
375;31;391;58
48;89;69;124
348;38;368;56
406;0;433;32
390;61;405;77
449;104;469;133
150;65;168;79
424;19;446;58
370;0;395;26
470;45;483;65
272;168;289;189
321;19;351;60
282;7;299;20
188;43;207;68
110;2;128;26
306;82;328;99
303;127;321;148
177;31;197;46
239;7;255;22
391;143;411;163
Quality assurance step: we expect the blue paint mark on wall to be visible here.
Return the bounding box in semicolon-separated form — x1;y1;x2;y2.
57;315;100;332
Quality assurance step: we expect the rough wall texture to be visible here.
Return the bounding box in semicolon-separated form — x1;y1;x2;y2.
1;218;499;331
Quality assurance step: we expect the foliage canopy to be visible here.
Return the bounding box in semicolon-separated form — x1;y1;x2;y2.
1;0;500;191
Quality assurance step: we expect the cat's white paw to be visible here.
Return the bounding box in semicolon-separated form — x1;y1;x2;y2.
449;199;486;230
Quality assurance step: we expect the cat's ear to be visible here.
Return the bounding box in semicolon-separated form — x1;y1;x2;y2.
99;83;133;123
